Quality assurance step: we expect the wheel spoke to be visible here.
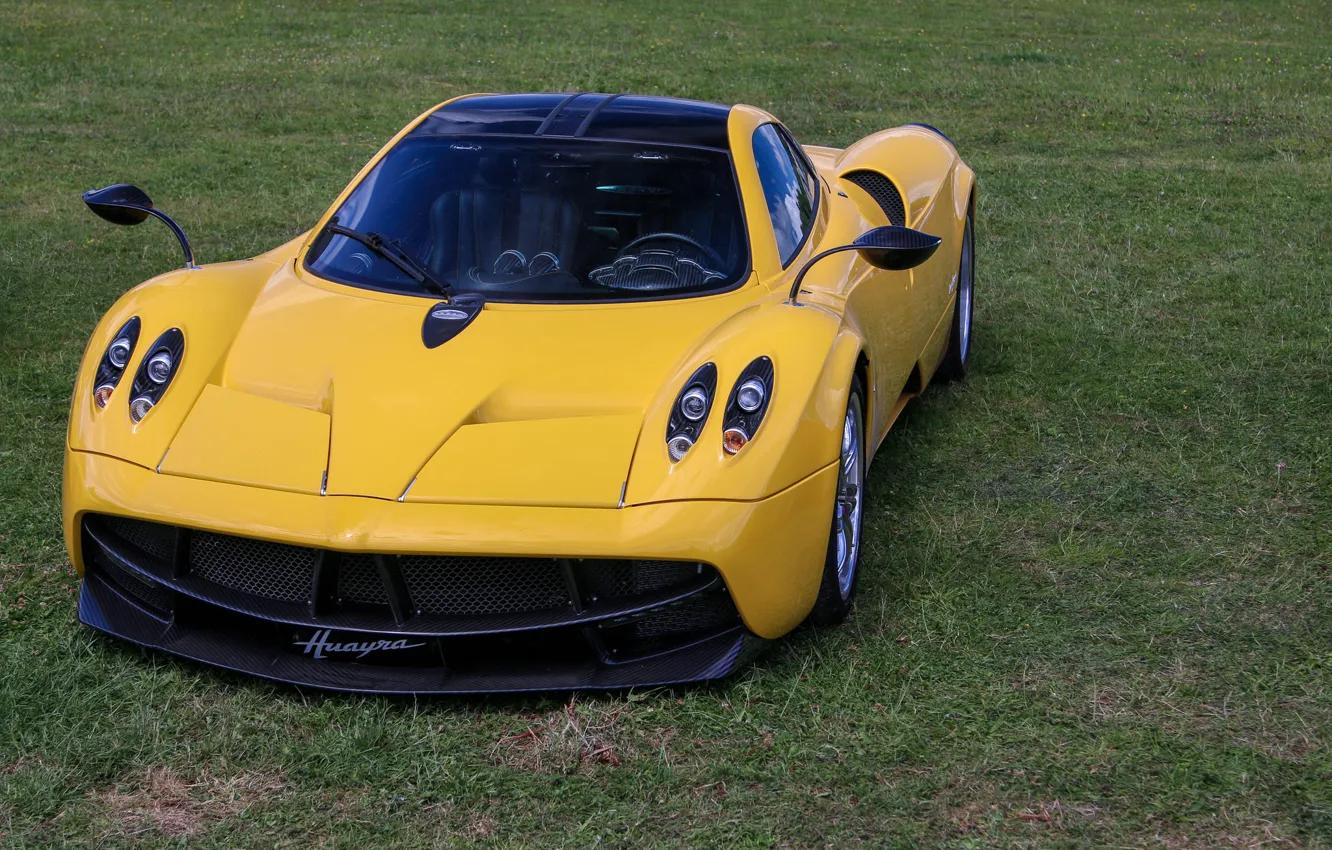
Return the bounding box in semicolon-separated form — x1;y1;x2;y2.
833;399;863;599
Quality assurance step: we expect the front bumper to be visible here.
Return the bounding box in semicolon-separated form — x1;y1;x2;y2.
64;450;837;693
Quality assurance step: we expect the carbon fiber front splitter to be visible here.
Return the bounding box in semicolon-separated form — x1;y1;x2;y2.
79;570;767;694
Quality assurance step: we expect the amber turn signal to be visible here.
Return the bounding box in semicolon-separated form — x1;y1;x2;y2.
722;427;749;455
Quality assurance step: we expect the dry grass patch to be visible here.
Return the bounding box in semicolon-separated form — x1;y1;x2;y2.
1136;820;1304;849
489;697;639;774
91;765;284;838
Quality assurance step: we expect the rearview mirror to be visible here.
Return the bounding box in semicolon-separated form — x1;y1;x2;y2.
788;224;942;305
852;225;942;271
82;183;197;269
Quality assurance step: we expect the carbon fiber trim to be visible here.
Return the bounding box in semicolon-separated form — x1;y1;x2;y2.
78;570;765;694
85;520;725;637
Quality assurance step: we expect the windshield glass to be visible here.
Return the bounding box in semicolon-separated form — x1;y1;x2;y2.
305;134;750;302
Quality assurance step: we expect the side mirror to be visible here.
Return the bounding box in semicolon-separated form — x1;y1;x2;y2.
852;225;942;271
788;225;942;305
82;183;197;269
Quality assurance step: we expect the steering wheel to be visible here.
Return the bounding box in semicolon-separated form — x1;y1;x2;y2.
619;232;725;268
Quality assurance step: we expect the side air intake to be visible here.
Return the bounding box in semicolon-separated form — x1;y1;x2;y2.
842;170;907;227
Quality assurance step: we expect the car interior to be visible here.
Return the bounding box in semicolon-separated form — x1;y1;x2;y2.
308;137;750;301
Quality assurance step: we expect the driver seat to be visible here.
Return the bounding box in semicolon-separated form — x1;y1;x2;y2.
429;185;580;282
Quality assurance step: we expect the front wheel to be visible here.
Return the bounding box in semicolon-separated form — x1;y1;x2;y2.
807;376;867;626
934;200;975;382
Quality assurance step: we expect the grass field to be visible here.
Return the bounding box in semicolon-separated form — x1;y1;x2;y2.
1;0;1329;846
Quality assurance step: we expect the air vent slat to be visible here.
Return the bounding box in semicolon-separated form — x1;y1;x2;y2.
843;170;907;226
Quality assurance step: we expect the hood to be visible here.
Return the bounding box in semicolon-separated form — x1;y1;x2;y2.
154;262;763;507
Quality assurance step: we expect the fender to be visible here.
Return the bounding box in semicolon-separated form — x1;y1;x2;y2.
623;294;856;505
66;239;300;470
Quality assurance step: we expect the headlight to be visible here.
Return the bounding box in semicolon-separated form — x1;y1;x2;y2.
128;328;184;423
665;363;716;462
667;434;695;463
722;357;773;455
680;386;709;421
92;317;141;410
145;351;173;384
722;427;749;455
107;337;133;369
736;378;765;412
129;397;155;423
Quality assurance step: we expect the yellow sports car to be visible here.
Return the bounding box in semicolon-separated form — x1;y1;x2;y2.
65;93;976;693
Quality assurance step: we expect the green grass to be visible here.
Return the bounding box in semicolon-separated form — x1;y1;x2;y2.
1;0;1329;846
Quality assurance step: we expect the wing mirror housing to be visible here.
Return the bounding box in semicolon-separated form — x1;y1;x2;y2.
788;225;941;305
82;183;197;269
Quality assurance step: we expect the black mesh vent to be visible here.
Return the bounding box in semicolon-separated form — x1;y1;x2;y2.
339;555;388;605
602;588;739;657
398;556;571;616
84;514;723;629
580;560;704;601
102;516;176;565
843;170;907;226
94;553;173;613
190;532;316;603
635;560;704;592
634;590;738;638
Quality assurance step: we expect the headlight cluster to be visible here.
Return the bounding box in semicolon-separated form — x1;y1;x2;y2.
126;328;185;423
92;317;141;409
721;357;774;455
665;356;775;461
665;363;717;462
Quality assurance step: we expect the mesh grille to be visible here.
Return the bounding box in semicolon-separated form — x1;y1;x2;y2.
339;555;388;605
635;560;703;593
95;553;173;613
843;170;907;226
86;514;717;625
399;556;571;616
580;560;703;601
603;588;739;657
102;516;176;564
634;590;738;638
190;532;316;603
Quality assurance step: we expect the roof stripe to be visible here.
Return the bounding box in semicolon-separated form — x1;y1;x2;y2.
534;91;584;136
414;93;734;150
574;93;624;137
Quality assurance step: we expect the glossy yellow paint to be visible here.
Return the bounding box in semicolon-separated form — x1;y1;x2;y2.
63;450;836;638
160;384;329;495
410;414;640;508
63;96;974;636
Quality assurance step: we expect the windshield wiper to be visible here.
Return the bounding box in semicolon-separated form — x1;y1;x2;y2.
322;222;451;298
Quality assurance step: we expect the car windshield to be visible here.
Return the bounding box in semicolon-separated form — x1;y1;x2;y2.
305;134;750;302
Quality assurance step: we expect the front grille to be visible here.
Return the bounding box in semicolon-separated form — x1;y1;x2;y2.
399;555;570;616
339;555;388;605
102;515;176;565
843;169;907;226
81;513;752;685
91;550;173;613
85;515;719;626
579;559;703;601
603;587;741;658
190;532;317;604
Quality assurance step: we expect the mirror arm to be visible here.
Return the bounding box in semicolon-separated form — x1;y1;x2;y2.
136;206;198;269
788;244;860;306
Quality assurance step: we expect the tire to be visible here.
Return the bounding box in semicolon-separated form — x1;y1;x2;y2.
934;200;975;383
807;376;867;626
